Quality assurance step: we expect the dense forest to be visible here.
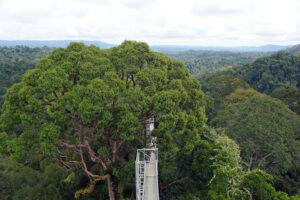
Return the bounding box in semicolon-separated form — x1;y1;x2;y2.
193;46;300;116
196;45;300;94
0;46;53;108
207;75;300;195
0;42;300;200
166;50;270;76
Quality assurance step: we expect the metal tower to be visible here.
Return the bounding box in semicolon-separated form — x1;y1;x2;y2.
135;117;159;200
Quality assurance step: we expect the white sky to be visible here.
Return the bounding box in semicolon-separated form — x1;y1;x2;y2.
0;0;299;46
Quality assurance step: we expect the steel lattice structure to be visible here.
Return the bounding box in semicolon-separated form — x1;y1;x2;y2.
136;117;159;200
135;148;159;200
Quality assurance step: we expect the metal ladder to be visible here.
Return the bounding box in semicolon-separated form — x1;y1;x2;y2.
137;162;146;200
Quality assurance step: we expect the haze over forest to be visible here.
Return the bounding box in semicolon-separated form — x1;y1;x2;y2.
0;40;293;52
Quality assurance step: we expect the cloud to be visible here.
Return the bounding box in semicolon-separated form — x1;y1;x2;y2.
191;0;255;17
122;0;154;9
192;7;241;17
0;0;299;46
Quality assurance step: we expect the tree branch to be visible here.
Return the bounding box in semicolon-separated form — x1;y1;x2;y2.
53;91;59;99
59;136;108;171
79;148;111;185
161;177;188;190
59;139;87;149
81;125;108;171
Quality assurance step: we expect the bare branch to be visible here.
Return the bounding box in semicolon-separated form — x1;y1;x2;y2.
79;148;110;185
161;177;189;190
59;139;87;149
94;174;110;182
80;125;108;170
80;147;93;183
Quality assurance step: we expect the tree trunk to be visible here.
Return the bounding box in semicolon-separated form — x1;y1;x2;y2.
107;175;123;200
107;175;116;200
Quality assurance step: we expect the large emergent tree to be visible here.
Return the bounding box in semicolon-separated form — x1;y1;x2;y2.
0;41;207;199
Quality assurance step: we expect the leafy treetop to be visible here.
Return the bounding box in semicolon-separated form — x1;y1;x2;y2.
0;41;206;200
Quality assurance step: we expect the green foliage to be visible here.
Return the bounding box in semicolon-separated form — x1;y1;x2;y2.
0;157;67;200
0;46;53;109
241;169;278;200
199;51;300;94
0;132;8;154
234;52;300;95
240;169;300;200
204;75;250;121
64;172;77;185
0;46;53;62
1;42;299;199
284;44;300;56
0;41;207;199
210;81;300;195
272;87;300;114
209;75;250;100
162;126;247;199
75;184;95;199
166;50;270;76
169;126;300;200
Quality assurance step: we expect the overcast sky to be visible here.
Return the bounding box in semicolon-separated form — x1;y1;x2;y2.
0;0;299;46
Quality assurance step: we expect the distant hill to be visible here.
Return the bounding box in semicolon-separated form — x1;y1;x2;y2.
0;40;115;49
166;50;271;75
151;44;292;52
232;51;300;94
0;40;295;52
0;45;53;62
284;44;300;55
198;51;300;94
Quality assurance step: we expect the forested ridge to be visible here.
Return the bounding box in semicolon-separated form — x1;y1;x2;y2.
194;45;300;116
166;50;270;76
0;46;53;61
0;42;300;200
0;46;53;108
223;51;299;94
196;46;300;94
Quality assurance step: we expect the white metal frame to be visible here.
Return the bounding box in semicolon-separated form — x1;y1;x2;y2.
135;148;159;200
